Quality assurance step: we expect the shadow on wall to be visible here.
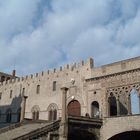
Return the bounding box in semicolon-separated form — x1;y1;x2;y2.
119;102;128;115
0;94;22;127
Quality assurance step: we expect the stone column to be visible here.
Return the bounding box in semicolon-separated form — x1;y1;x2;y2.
59;87;68;140
139;95;140;114
108;98;110;117
20;95;28;122
116;96;120;116
127;94;131;115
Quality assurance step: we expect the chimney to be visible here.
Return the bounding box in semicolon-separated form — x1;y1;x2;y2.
12;70;16;77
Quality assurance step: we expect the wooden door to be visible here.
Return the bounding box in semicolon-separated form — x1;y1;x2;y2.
68;100;81;116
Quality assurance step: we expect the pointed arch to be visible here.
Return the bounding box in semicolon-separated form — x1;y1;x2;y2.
31;105;40;120
67;94;84;106
91;101;99;118
108;95;117;116
47;103;58;121
67;100;81;116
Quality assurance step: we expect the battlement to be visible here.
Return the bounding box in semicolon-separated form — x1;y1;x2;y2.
0;58;94;87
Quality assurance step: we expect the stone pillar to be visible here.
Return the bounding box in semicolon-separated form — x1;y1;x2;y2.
127;94;131;115
139;95;140;114
20;95;28;122
59;87;68;140
108;98;110;117
116;97;120;116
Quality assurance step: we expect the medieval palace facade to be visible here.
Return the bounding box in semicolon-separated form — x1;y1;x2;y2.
0;57;140;140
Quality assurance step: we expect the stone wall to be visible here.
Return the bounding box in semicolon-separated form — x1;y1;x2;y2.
0;56;140;126
0;58;93;123
100;115;140;140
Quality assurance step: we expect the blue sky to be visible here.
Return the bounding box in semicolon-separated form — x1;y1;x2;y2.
0;0;140;75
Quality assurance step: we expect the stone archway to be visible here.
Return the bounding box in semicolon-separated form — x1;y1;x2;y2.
108;131;140;140
91;101;99;118
68;100;81;116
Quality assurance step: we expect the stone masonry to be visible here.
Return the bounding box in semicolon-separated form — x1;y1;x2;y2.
0;56;140;140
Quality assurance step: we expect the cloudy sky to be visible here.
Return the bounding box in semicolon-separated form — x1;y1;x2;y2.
0;0;140;76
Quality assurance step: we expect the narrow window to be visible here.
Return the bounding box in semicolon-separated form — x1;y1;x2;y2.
108;96;117;116
53;81;56;91
32;111;39;120
0;92;2;100
22;88;25;95
10;90;12;98
36;85;40;94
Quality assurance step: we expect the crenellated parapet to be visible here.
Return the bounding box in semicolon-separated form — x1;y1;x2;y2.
0;58;94;87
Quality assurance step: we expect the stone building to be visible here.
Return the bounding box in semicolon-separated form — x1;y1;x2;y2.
0;57;140;140
0;70;16;82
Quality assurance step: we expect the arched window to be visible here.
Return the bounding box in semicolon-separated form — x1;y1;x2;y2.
17;108;21;122
31;105;40;120
6;109;12;123
53;81;57;91
91;101;99;118
47;103;58;121
108;96;117;116
67;100;81;116
36;85;40;94
130;88;139;114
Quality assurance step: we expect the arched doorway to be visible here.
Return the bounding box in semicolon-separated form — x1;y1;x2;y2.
108;131;140;140
68;100;81;116
91;101;99;118
108;96;117;116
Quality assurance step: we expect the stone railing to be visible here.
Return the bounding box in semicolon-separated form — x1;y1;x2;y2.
0;122;22;134
0;119;49;135
68;116;103;126
13;120;61;140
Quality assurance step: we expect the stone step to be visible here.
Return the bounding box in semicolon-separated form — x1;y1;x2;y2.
0;122;49;140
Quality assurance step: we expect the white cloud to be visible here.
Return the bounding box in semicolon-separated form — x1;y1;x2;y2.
0;0;140;75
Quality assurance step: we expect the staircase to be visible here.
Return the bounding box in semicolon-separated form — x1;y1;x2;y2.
0;120;60;140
